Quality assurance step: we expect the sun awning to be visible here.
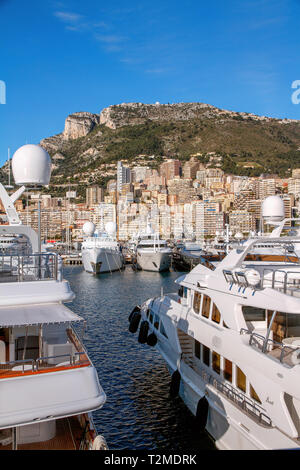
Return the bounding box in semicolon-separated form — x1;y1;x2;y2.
0;303;83;327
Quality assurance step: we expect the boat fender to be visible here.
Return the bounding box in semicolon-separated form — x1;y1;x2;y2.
129;311;141;333
169;369;181;398
195;396;209;430
291;348;300;366
128;305;141;322
146;332;157;347
91;435;109;450
138;320;149;344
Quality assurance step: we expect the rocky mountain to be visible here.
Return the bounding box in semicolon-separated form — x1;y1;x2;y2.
9;101;300;197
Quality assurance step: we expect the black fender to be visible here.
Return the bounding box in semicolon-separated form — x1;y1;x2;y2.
169;369;181;398
128;305;141;322
146;332;157;347
138;320;149;344
128;311;141;333
195;396;209;430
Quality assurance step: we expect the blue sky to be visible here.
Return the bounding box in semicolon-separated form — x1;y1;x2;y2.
0;0;299;167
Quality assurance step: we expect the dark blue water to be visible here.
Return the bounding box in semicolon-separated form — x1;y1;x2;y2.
64;265;215;451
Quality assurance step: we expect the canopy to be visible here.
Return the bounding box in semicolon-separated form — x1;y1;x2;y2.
0;303;83;327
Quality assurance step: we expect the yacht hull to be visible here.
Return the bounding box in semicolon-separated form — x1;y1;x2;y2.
136;251;171;272
161;348;300;450
82;248;123;274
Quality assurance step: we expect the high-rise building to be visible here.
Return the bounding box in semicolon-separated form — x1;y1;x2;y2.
117;161;131;192
159;159;182;181
86;186;104;207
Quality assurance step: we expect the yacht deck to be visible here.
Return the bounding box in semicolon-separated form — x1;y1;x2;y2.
0;417;85;450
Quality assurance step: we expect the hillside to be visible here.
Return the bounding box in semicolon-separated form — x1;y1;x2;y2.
3;102;300;198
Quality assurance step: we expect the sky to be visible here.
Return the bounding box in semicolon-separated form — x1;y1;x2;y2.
0;0;299;167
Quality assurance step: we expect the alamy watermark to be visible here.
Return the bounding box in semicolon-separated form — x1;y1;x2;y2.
0;80;6;104
292;80;300;104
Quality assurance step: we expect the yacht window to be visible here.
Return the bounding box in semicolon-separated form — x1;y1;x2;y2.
159;322;168;338
203;345;210;367
212;351;220;374
178;286;184;297
236;366;246;393
223;358;232;383
193;292;201;314
212;304;221;324
154;314;159;330
194;340;201;359
202;295;211;319
242;306;266;322
250;385;261;404
149;312;153;324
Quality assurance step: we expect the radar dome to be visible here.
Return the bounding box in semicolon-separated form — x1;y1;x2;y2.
12;144;52;186
105;222;117;235
262;196;285;224
82;222;95;236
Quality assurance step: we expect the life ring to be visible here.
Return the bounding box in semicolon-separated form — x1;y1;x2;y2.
129;311;141;333
91;435;109;450
146;332;157;347
138;320;149;344
195;396;209;430
128;305;141;322
170;369;181;398
291;348;300;365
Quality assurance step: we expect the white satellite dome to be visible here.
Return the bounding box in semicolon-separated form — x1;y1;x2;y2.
234;232;243;240
105;222;117;236
262;196;285;224
82;222;95;236
12;144;52;186
244;269;261;287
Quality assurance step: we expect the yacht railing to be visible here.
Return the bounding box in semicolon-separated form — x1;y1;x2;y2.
0;253;59;282
261;269;300;295
182;354;272;427
240;328;297;367
0;351;87;375
223;268;300;297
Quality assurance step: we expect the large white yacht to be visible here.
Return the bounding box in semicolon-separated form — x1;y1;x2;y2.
81;221;123;274
136;224;172;272
130;234;300;450
0;144;107;450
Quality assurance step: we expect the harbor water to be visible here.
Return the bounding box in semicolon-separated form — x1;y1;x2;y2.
64;265;216;451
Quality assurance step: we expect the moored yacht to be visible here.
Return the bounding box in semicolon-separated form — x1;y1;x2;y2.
130;235;300;450
136;225;172;272
0;144;107;450
81;222;123;274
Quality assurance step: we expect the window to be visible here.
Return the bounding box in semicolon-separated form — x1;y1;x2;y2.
203;345;210;366
160;322;168;338
223;359;232;382
194;340;201;359
212;304;221;324
242;306;265;322
154;314;159;330
250;385;261;404
202;295;211;319
149;312;153;323
212;351;220;374
193;292;201;314
236;367;246;393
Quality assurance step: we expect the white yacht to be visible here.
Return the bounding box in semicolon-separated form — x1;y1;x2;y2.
130;235;300;450
136;226;172;272
81;222;123;274
0;144;107;450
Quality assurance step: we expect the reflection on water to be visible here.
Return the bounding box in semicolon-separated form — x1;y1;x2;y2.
64;265;215;451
